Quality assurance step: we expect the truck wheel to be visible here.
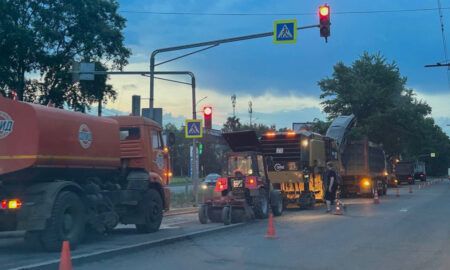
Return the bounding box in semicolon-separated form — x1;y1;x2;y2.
254;189;269;219
222;206;231;225
136;189;163;233
40;191;86;251
198;204;208;224
270;191;283;216
308;195;316;210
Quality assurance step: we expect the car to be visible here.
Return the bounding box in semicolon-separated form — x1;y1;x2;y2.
202;173;221;187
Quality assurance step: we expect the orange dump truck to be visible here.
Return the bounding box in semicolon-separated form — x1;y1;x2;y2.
0;95;171;251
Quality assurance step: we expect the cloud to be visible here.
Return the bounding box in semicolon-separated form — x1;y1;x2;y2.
414;90;450;118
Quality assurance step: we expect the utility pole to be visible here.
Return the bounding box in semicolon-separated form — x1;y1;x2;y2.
231;94;236;117
248;101;253;127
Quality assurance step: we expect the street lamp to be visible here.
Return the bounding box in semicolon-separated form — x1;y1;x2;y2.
196;96;208;106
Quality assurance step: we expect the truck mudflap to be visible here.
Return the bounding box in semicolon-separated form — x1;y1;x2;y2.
15;181;83;231
163;187;170;210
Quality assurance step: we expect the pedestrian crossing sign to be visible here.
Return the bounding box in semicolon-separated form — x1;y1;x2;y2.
274;19;297;44
185;119;203;138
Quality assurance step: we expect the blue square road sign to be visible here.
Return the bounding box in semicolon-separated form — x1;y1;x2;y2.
274;19;297;44
185;119;203;138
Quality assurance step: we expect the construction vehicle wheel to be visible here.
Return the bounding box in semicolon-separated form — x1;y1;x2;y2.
254;189;269;219
198;204;208;224
40;191;86;251
308;195;316;210
135;189;163;233
270;190;283;216
207;208;222;223
222;206;231;225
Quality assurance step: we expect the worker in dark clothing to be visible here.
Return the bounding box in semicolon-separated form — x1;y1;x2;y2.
325;162;338;213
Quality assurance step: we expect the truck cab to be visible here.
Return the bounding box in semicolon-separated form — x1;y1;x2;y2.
113;116;171;194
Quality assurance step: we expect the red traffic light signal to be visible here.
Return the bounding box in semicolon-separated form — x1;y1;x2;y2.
203;105;212;129
319;5;329;17
203;106;212;116
319;5;330;41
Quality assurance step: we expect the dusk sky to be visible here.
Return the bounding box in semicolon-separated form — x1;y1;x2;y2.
102;0;450;135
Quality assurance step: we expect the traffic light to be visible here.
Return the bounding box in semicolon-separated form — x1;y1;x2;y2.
319;4;330;42
203;105;212;130
199;143;203;155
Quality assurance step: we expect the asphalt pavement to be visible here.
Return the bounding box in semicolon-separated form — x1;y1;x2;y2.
76;179;450;270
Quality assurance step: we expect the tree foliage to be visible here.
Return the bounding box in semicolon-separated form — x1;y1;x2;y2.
318;52;450;175
0;0;130;110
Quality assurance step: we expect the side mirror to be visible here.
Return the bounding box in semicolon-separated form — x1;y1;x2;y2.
168;132;175;146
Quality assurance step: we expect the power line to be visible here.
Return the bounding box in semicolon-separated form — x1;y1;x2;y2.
437;0;450;89
119;7;450;16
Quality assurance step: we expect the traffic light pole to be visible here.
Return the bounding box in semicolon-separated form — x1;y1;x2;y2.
149;24;319;109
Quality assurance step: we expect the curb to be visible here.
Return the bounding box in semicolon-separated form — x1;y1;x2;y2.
12;223;246;270
164;207;198;216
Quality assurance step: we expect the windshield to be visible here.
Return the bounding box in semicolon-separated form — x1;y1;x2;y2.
227;155;253;176
205;174;220;182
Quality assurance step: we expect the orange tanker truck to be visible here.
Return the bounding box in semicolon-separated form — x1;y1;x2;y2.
0;94;172;251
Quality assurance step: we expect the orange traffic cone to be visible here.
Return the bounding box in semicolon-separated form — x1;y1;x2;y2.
409;186;413;194
265;213;277;238
373;190;380;204
396;188;400;197
334;200;342;215
59;241;72;270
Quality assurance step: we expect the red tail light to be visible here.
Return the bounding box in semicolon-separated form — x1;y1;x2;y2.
408;177;413;180
420;174;424;177
215;177;228;192
1;200;6;210
1;199;21;209
245;176;258;189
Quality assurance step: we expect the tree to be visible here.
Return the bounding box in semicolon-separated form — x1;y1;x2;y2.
309;118;331;135
222;116;242;132
0;0;130;110
318;52;450;175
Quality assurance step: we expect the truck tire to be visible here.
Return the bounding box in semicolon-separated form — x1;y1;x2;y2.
198;204;208;224
135;189;163;233
308;195;316;210
222;206;231;225
253;189;269;219
40;191;86;251
270;190;283;216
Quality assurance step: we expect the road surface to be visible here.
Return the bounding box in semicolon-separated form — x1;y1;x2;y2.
77;179;450;270
167;183;193;194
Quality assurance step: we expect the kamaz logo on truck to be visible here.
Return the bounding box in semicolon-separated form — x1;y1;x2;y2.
0;111;14;139
78;124;92;149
